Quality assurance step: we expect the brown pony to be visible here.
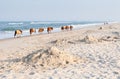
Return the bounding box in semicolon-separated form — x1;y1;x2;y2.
14;29;22;38
38;28;44;33
65;26;70;30
70;26;73;30
47;27;53;34
30;28;36;35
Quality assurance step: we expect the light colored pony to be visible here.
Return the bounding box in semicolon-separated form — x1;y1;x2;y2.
14;29;22;38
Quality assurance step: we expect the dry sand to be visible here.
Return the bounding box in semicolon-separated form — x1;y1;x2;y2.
0;23;120;79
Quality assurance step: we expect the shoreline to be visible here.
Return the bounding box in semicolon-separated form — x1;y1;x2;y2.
0;22;105;41
0;21;106;40
0;22;120;79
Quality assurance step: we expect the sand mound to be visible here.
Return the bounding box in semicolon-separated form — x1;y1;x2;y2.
22;47;81;68
84;35;98;44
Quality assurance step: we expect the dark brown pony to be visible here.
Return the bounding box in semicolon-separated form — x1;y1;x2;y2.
14;29;22;38
38;28;44;33
30;28;36;35
61;26;65;31
70;26;73;30
47;27;53;34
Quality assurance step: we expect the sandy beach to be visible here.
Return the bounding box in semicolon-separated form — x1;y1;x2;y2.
0;23;120;79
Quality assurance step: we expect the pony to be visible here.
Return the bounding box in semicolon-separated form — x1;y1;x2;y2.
47;27;53;34
61;26;65;31
70;26;73;30
14;29;22;38
30;28;36;35
65;26;70;30
38;28;44;33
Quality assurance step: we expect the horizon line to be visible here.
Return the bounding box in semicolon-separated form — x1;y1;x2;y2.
0;20;109;22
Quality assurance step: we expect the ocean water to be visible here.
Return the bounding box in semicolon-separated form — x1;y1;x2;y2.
0;21;104;39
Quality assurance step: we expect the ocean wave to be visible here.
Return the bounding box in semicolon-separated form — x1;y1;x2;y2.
30;22;50;24
70;22;104;29
8;22;23;25
1;27;17;31
30;21;71;25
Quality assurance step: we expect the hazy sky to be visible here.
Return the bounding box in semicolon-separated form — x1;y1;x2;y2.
0;0;120;21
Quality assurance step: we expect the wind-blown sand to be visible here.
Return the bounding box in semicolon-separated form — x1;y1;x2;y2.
0;23;120;79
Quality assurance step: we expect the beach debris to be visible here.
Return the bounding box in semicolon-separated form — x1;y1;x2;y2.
55;39;67;44
51;39;68;46
84;35;98;44
29;72;35;75
51;39;75;46
99;27;103;30
100;36;120;42
22;47;82;68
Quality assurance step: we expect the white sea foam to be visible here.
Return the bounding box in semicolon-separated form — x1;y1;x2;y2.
70;22;104;30
8;22;23;25
30;21;71;24
4;31;14;34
